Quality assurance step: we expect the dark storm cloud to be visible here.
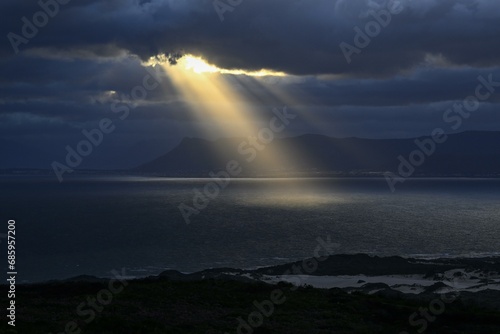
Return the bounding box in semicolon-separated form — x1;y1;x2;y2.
296;67;500;107
1;0;500;76
1;0;500;169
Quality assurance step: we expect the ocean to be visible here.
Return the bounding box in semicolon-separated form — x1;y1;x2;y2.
2;176;499;282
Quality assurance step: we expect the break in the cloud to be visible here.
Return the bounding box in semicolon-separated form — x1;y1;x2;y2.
0;0;499;168
2;0;500;75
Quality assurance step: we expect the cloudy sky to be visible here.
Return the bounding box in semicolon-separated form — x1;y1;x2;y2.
1;0;499;169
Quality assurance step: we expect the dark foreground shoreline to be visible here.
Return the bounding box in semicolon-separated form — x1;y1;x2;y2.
2;254;500;333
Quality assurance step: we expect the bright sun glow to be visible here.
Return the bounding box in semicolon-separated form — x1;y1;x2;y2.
142;53;306;175
178;55;287;77
182;56;219;74
144;54;287;77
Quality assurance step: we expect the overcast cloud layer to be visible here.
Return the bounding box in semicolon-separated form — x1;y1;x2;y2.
1;0;499;168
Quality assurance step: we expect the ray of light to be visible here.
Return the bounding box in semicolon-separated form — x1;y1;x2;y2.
157;54;298;174
257;76;326;130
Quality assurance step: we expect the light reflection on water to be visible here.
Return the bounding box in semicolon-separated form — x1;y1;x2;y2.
1;176;500;282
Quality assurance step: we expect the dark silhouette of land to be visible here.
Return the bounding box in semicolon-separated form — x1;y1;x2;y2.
3;255;500;333
137;131;500;177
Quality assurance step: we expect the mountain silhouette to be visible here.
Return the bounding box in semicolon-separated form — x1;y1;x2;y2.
136;131;500;177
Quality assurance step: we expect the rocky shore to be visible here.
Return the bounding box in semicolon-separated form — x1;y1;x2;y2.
2;254;500;333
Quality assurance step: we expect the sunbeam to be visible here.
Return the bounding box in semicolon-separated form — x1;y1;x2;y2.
151;54;303;175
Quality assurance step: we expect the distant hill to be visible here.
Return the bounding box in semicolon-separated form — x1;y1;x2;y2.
136;131;500;177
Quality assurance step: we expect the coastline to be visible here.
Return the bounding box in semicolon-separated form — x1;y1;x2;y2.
11;252;500;285
12;254;500;295
2;254;500;333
